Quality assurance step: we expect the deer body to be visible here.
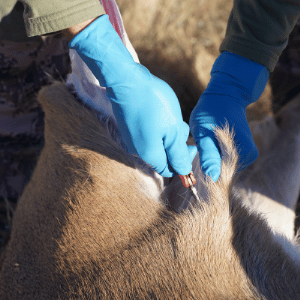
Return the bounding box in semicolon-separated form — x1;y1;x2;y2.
1;82;300;299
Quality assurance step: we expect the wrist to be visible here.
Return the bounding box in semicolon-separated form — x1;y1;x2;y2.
68;14;136;88
206;51;269;105
63;17;99;41
68;15;118;60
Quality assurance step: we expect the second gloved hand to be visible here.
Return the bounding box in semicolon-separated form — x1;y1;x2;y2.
189;52;269;181
69;15;197;177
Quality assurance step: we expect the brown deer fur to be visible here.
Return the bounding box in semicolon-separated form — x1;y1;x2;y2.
1;82;300;299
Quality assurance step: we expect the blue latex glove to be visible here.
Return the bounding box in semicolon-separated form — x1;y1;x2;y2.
69;15;197;177
189;52;269;181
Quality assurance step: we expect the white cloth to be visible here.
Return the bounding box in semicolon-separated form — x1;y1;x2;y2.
66;0;139;123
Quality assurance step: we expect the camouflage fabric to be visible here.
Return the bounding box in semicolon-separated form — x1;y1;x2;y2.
0;33;70;248
270;19;300;114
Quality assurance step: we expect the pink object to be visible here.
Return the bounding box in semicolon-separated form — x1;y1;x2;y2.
99;0;124;40
98;0;139;60
66;0;139;124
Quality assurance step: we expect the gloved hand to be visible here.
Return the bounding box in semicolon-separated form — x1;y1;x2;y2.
189;51;269;181
69;15;197;177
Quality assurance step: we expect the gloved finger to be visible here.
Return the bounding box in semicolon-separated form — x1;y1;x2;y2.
140;138;175;177
164;122;194;176
196;134;221;182
188;145;198;163
161;145;197;177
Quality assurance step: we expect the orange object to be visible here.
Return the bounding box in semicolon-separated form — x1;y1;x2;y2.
179;172;197;188
179;171;200;202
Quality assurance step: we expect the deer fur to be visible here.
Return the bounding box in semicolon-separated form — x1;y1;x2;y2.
1;82;300;299
235;95;300;240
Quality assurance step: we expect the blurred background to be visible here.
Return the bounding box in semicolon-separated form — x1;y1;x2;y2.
117;0;273;124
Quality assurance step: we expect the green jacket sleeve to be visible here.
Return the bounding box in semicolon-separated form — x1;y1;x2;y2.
0;0;18;21
20;0;105;37
220;0;300;72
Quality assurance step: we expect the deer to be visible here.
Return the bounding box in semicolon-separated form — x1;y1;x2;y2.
0;80;300;299
1;0;300;297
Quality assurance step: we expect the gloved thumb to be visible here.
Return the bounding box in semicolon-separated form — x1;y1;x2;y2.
196;135;221;182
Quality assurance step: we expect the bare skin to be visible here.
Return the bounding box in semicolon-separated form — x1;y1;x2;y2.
63;17;98;41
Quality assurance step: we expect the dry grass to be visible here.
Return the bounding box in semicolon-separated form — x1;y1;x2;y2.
116;0;273;122
116;0;235;122
117;0;231;58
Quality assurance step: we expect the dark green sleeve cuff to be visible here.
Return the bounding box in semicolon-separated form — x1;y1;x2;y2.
0;0;17;22
23;0;105;37
220;0;300;72
220;38;278;72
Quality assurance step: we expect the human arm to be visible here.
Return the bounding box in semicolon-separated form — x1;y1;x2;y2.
190;0;300;181
220;0;300;72
3;1;196;177
18;0;105;37
67;15;197;177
